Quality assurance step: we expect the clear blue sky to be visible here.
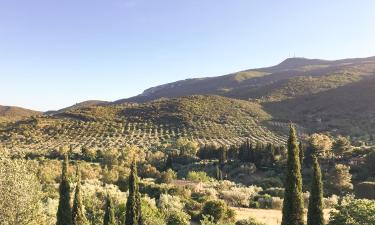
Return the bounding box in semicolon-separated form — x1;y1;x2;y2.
1;0;374;111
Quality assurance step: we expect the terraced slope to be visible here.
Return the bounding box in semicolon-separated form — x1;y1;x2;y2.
0;96;287;154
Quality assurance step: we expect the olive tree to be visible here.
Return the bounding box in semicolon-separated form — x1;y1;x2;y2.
0;158;43;225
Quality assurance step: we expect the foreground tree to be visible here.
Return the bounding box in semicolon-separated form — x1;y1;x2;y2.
125;160;143;225
72;169;89;225
281;124;304;225
307;156;324;225
103;195;116;225
57;154;73;225
0;158;42;225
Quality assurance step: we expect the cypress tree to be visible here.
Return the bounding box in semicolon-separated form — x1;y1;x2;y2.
72;169;89;225
281;124;304;225
307;156;324;225
125;160;143;225
299;142;304;168
57;154;73;225
103;195;116;225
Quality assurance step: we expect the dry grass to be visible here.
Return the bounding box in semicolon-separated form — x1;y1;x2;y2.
232;207;331;225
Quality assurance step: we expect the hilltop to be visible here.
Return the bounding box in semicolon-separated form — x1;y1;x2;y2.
117;56;375;103
0;105;41;123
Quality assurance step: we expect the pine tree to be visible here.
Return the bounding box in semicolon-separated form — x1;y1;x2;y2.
103;195;116;225
125;160;143;225
281;124;304;225
57;154;73;225
72;168;89;225
307;156;324;225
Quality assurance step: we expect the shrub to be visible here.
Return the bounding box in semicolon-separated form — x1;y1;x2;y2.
187;171;210;182
220;186;261;207
236;217;267;225
355;182;375;200
200;215;217;225
329;196;375;225
323;195;338;209
249;201;260;209
166;212;190;225
254;194;273;209
259;187;285;198
271;197;283;210
158;194;184;212
157;169;177;184
201;200;228;223
141;198;165;225
255;177;283;189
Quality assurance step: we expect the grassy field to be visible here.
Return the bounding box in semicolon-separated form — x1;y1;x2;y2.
233;208;332;225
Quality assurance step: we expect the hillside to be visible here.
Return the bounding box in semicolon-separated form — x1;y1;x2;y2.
0;105;41;123
0;96;287;154
117;56;375;103
113;56;375;141
264;76;375;138
45;100;108;115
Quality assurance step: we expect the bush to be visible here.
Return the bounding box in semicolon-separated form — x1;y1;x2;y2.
236;217;267;225
157;169;177;184
201;200;234;223
329;196;375;225
355;182;375;200
220;186;261;207
323;195;338;209
252;194;272;209
259;187;285;198
187;171;211;182
166;211;190;225
142;198;166;225
158;194;184;212
255;177;283;189
271;197;283;210
249;201;260;209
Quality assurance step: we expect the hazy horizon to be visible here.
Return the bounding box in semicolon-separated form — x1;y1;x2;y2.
1;0;375;111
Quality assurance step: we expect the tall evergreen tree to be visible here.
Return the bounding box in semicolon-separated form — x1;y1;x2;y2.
103;195;116;225
57;154;73;225
72;169;89;225
125;160;143;225
307;156;324;225
281;125;304;225
299;142;304;168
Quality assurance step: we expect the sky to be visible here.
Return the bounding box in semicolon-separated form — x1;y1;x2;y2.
1;0;374;111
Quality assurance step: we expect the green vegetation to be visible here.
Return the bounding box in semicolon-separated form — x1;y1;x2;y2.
0;95;286;155
307;156;324;225
103;196;116;225
281;125;304;225
328;196;375;225
2;56;375;224
125;160;143;225
57;155;73;225
72;170;89;225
